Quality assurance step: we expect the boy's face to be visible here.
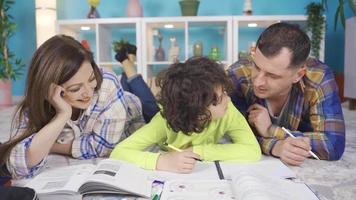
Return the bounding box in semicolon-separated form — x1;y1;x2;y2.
209;86;230;120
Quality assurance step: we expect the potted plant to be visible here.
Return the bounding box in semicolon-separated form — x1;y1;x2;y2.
321;0;356;30
306;2;325;59
179;0;200;16
112;38;130;53
112;38;137;62
0;0;25;105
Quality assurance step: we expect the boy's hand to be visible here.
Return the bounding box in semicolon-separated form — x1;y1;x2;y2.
156;150;201;173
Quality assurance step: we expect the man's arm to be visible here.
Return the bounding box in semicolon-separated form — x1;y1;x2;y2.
259;72;345;161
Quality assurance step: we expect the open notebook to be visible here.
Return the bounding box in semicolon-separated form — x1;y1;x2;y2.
25;156;315;200
160;170;319;200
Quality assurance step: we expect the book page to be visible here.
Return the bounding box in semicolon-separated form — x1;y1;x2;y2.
222;156;296;180
25;164;95;195
231;171;319;200
79;159;151;198
149;161;220;182
160;179;235;200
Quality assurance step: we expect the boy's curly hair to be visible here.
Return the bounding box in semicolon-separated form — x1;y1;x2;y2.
156;57;232;134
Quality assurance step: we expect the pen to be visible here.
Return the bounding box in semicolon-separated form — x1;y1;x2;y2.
281;127;320;160
163;142;203;161
214;160;224;180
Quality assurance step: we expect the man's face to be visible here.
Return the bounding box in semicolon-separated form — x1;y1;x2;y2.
251;47;304;100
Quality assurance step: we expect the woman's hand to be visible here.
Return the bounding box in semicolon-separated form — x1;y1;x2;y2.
156;149;201;173
48;83;72;119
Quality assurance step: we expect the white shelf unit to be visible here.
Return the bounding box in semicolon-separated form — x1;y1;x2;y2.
233;15;324;62
141;16;233;82
56;15;324;87
56;18;142;73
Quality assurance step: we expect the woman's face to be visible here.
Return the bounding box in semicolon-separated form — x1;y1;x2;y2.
208;86;231;120
61;60;97;110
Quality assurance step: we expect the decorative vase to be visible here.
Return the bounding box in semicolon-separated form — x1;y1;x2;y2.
193;41;203;57
87;6;100;18
168;37;180;62
243;0;252;15
126;0;143;17
208;47;220;61
155;35;165;61
0;79;12;106
179;0;200;16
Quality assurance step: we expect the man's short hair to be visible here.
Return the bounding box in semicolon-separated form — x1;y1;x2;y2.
256;22;311;68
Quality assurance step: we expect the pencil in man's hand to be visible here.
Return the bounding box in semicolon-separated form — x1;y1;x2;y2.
281;127;320;160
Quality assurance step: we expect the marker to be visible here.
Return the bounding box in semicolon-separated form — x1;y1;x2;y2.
281;127;320;160
152;193;159;200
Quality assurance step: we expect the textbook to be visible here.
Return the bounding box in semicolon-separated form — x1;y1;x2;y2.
160;170;319;200
25;159;151;200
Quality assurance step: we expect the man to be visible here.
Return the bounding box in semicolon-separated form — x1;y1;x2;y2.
228;22;345;165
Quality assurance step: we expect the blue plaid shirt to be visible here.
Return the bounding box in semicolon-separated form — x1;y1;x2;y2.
7;70;146;179
228;58;345;160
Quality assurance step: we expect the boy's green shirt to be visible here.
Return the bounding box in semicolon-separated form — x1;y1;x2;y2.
110;102;261;170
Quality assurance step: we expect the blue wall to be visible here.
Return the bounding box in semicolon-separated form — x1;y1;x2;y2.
8;0;36;96
9;0;354;95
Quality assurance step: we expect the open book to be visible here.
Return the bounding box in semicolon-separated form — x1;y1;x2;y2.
25;159;151;200
160;170;319;200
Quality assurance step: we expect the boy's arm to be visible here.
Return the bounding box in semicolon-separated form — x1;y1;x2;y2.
110;113;166;170
193;103;261;162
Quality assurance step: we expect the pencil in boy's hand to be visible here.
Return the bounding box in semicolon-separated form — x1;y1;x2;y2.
163;142;182;152
163;142;203;161
281;127;320;160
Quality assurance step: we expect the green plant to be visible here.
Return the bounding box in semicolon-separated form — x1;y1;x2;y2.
321;0;356;30
0;0;24;80
112;39;129;53
306;2;325;59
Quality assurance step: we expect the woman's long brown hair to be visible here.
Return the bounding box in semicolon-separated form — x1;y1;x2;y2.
0;35;103;175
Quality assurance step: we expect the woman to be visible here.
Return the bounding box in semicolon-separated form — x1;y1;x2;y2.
0;35;158;179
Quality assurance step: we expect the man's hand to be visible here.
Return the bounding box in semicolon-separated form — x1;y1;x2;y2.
271;137;311;166
156;149;201;173
247;103;272;137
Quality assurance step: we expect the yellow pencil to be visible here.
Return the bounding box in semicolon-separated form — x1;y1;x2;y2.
163;142;183;152
163;142;202;161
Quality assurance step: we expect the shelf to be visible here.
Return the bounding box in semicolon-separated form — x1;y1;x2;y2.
57;15;324;85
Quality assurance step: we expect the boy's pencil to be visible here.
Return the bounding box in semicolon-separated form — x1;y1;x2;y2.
163;142;203;161
166;143;182;152
281;127;320;160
